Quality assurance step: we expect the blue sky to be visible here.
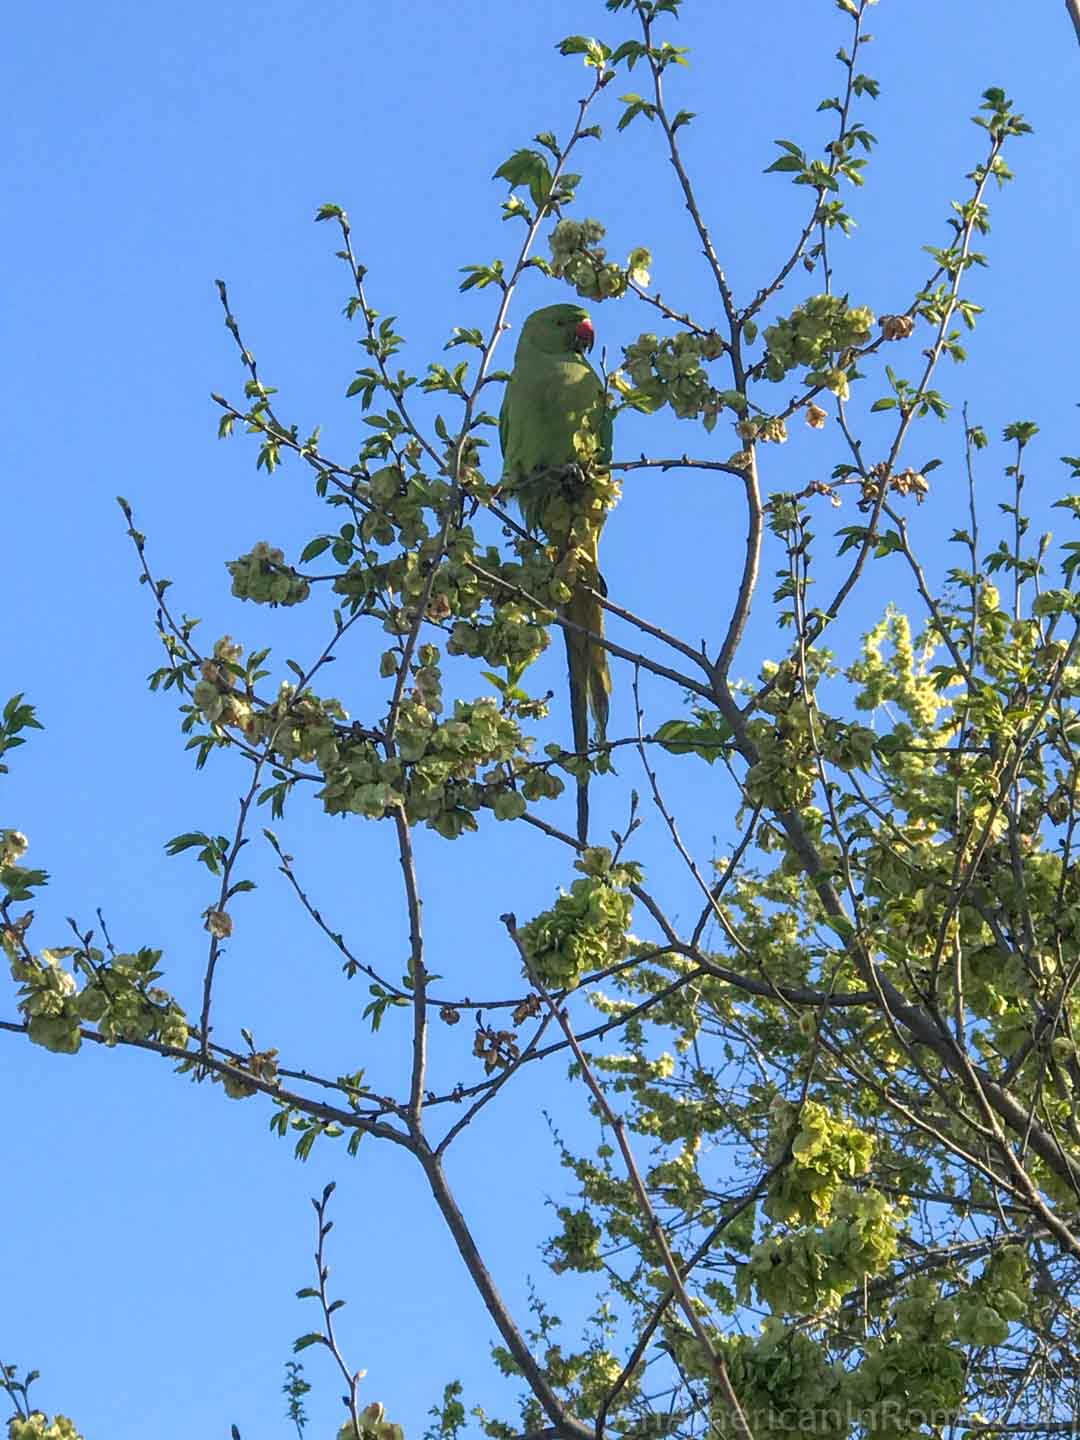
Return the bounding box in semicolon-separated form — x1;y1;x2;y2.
4;1;1079;1436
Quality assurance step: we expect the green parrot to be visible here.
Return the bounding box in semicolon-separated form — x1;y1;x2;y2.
498;303;616;844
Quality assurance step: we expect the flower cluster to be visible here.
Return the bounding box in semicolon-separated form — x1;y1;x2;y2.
619;330;732;426
337;1403;404;1440
8;1416;84;1440
741;1188;899;1313
7;942;189;1056
0;829;28;866
763;293;874;398
549;217;650;301
764;1098;875;1225
519;848;641;989
227;540;311;606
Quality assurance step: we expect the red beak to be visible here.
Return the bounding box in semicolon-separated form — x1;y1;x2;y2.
575;317;595;351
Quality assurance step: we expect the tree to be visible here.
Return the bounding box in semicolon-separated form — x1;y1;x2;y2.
4;1;1080;1437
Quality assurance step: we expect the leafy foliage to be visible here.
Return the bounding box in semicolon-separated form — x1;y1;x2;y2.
7;3;1079;1440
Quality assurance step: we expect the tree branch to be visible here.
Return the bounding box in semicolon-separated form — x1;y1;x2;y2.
415;1142;594;1440
501;916;755;1440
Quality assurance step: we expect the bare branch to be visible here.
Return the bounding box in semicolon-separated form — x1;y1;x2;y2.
415;1142;593;1440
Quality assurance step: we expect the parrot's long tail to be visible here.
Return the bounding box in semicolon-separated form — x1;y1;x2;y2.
562;555;610;846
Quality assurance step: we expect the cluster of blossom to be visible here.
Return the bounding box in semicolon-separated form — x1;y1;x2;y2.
548;217;650;302
227;541;310;607
519;847;641;989
8;942;188;1056
620;329;729;424
763;293;874;399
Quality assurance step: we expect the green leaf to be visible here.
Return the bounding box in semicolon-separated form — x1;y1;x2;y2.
655;715;732;763
835;525;871;556
557;34;611;67
292;1333;327;1353
875;529;904;558
610;40;645;68
1;865;49;900
493;149;553;208
165;832;211;856
459;261;505;294
445;327;484;350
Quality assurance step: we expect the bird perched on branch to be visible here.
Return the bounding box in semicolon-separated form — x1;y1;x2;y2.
499;303;616;844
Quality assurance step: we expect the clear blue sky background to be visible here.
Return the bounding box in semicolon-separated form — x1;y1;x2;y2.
4;2;1078;1436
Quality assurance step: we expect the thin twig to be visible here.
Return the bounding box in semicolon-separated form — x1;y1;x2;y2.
594;1167;779;1440
310;1184;366;1439
396;807;429;1122
466;558;715;701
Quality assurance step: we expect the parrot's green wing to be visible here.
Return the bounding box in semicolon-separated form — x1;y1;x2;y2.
498;374;512;472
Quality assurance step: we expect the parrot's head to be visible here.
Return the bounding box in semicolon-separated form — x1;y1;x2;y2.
517;304;595;358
